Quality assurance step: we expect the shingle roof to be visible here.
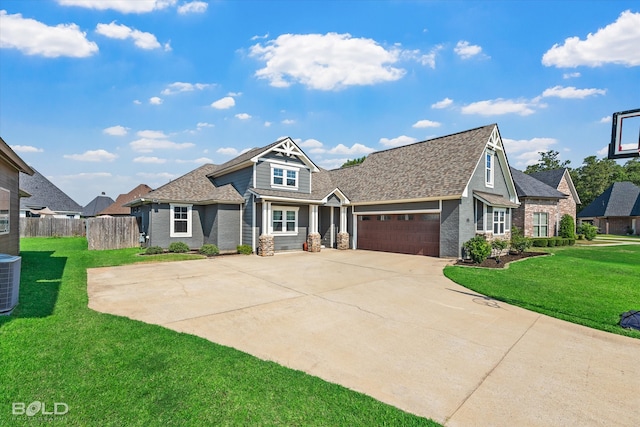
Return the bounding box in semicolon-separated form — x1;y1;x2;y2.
97;184;152;216
82;194;115;217
137;164;244;204
473;190;520;208
510;167;567;199
328;124;497;203
578;181;640;218
212;140;284;176
19;168;83;214
528;169;566;189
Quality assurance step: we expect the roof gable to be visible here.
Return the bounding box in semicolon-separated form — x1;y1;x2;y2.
578;181;640;217
97;184;152;216
510;167;567;199
82;194;115;217
19;168;83;213
528;168;581;204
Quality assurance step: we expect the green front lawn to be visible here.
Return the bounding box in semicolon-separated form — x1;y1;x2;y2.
1;238;438;426
444;245;640;339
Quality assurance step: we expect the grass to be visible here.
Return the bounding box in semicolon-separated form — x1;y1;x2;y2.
444;245;640;339
2;237;438;426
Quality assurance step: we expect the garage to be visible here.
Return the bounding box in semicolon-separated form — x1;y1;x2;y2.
356;213;440;256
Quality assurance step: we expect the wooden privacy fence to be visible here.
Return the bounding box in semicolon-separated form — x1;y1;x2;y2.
86;217;139;250
20;216;141;250
20;217;86;238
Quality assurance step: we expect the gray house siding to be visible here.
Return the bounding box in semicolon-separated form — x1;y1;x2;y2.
203;204;217;245
213;204;241;251
0;161;20;256
147;203;204;249
213;167;253;196
353;201;439;213
440;199;460;257
255;159;311;193
255;203;309;251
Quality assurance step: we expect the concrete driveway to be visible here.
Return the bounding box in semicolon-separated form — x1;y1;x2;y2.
88;250;639;426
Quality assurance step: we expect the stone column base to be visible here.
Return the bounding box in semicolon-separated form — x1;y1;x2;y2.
258;234;274;256
307;233;321;253
337;232;350;250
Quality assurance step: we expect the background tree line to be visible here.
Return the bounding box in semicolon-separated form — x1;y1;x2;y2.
524;150;640;209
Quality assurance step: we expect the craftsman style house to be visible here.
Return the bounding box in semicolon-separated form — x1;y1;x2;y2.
127;124;520;258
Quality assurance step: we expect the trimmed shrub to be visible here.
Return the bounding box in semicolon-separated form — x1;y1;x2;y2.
168;241;190;253
145;246;164;255
463;235;491;264
577;234;585;240
510;226;532;254
237;244;252;255
547;238;557;247
559;214;576;239
578;223;598;241
568;239;576;246
199;244;219;256
532;238;548;247
491;238;509;260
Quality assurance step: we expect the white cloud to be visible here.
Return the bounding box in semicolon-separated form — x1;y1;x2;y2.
216;147;251;156
0;11;98;58
137;130;168;139
431;98;453;109
57;0;176;14
62;172;112;179
96;22;164;50
250;32;405;90
596;146;609;157
133;99;142;105
379;135;418;148
133;156;166;164
177;1;208;14
297;138;323;148
136;171;176;180
161;82;214;95
103;125;128;136
412;119;441;129
317;158;348;170
282;119;295;125
264;121;272;127
454;40;483;59
227;91;242;97
542;10;640;67
149;96;163;105
599;116;611;124
251;33;269;41
541;85;606;99
401;45;443;69
64;149;118;162
563;72;581;79
235;113;251;120
461;98;540;116
197;122;214;129
10;145;44;153
176;157;213;164
211;96;235;109
314;143;375;155
130;139;195;152
502;137;558;167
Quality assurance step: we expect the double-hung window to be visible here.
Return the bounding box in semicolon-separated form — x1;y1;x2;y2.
170;204;192;237
533;212;548;237
272;206;298;234
271;165;298;189
493;208;506;235
0;188;9;235
486;151;494;188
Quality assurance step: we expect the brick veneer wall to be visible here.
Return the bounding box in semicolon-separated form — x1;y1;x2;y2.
556;174;577;224
515;198;560;237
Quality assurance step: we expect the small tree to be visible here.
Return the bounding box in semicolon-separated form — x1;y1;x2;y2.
577;223;598;241
463;235;491;264
491;238;509;263
559;214;576;239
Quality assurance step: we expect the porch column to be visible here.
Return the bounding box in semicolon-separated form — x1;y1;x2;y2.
337;206;350;250
259;201;274;256
307;204;321;252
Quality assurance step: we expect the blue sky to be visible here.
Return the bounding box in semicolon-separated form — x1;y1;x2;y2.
1;0;639;206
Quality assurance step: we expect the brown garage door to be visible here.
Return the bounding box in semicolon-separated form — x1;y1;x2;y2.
357;213;440;256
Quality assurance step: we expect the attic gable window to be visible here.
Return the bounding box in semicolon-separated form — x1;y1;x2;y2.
170;204;192;237
271;165;298;190
485;150;494;188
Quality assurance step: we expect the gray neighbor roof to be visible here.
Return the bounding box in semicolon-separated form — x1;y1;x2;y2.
19;168;83;214
82;193;115;217
528;169;566;189
510;167;567;199
578;181;640;218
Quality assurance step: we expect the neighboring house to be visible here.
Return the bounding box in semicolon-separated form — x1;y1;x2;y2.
128;124;520;258
577;181;640;235
97;184;152;217
510;167;579;237
82;192;115;217
0;137;35;256
19;168;83;218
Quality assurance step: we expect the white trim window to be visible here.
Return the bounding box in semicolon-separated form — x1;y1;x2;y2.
271;165;298;190
0;187;9;235
493;208;506;235
485;150;494;188
533;212;549;237
170;204;192;237
272;206;298;235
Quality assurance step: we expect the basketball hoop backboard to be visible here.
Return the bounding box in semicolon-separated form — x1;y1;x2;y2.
609;108;640;159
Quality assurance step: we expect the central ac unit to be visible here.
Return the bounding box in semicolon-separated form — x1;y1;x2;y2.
0;254;22;315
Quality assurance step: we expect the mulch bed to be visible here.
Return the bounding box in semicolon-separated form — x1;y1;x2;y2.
454;252;547;268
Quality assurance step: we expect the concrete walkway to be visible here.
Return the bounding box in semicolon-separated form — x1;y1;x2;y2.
87;250;639;426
